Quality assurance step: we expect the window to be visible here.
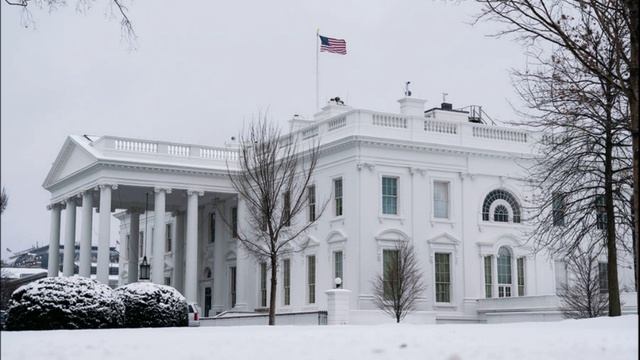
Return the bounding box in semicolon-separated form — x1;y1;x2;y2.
382;249;399;300
435;253;451;303
497;247;512;298
260;262;267;307
482;189;521;223
552;192;565;226
307;255;316;304
596;195;606;230
283;259;291;305
334;251;343;287
433;181;450;219
382;176;398;215
494;205;509;222
230;266;237;307
308;185;316;222
210;212;216;243
555;260;568;295
598;262;608;294
139;231;144;257
484;256;493;298
164;276;171;286
151;228;154;251
283;191;291;227
204;287;212;317
517;257;525;296
334;178;343;216
165;224;172;252
231;207;238;238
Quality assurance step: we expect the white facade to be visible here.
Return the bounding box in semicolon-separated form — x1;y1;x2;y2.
43;97;637;322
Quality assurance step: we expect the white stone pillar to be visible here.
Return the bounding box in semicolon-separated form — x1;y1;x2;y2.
97;184;116;285
79;191;93;278
184;190;202;302
234;197;250;311
174;210;186;294
152;188;170;284
47;204;62;277
62;198;77;276
325;289;352;325
127;211;140;283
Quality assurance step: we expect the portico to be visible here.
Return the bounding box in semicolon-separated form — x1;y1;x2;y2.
42;135;241;303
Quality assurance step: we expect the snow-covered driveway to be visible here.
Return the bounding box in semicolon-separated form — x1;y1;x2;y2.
1;315;637;360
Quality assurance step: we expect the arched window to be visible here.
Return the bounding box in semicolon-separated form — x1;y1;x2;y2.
494;205;509;222
482;189;521;223
497;247;512;297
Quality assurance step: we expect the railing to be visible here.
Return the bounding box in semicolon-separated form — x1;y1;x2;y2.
115;139;157;153
327;116;347;131
424;119;457;134
302;126;319;139
200;147;239;160
168;145;190;157
472;126;528;143
372;114;407;129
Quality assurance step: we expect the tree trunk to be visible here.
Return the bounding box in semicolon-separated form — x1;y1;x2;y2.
605;109;622;316
625;0;640;315
268;253;278;325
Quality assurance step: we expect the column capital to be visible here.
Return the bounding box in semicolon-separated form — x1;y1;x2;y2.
47;203;64;211
154;187;172;194
187;189;204;196
98;184;118;190
80;189;94;197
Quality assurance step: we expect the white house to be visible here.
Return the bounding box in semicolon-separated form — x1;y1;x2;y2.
42;96;637;323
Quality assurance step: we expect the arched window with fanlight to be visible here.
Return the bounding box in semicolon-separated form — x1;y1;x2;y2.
482;189;521;223
497;247;513;297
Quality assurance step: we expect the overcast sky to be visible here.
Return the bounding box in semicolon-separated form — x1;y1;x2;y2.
0;0;526;260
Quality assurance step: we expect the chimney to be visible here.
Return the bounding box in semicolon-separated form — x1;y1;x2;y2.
441;102;453;111
398;97;427;116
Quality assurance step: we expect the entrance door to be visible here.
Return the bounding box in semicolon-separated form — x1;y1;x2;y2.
230;266;237;308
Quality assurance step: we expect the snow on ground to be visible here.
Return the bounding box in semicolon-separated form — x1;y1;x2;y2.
1;315;637;360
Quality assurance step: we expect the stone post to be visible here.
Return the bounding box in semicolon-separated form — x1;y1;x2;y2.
325;289;352;325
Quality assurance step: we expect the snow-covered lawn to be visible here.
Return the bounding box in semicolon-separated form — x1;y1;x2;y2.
1;315;637;360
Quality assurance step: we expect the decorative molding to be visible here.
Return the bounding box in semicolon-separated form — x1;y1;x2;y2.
408;167;426;176
187;189;205;196
356;162;376;171
154;187;172;194
99;184;118;190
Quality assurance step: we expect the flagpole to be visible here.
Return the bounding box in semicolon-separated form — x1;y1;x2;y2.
316;28;320;112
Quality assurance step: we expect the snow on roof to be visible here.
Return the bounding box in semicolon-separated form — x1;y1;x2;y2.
1;267;48;279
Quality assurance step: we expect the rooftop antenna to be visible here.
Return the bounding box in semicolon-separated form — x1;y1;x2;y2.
442;92;449;103
404;81;412;97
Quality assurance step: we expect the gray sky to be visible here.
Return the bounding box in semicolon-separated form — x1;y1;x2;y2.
0;0;525;260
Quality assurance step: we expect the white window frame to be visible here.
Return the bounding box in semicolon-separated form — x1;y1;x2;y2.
380;174;400;216
432;180;451;220
333;177;343;218
433;252;452;304
307;255;316;304
332;250;344;288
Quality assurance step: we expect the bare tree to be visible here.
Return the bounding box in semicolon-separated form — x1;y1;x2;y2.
559;245;609;318
223;118;327;325
0;187;7;214
372;241;426;323
475;0;639;316
4;0;137;47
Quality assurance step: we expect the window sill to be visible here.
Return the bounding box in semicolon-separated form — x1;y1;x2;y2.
330;216;345;226
433;302;456;309
378;215;404;223
430;218;455;227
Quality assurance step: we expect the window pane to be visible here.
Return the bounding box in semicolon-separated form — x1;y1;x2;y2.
554;260;568;295
308;256;316;303
494;205;509;222
284;191;291;226
383;249;399;299
165;224;172;252
598;262;608;293
484;256;492;298
382;177;398;215
434;181;449;218
283;259;291;305
497;247;512;284
552;192;565;226
334;251;343;287
210;212;216;242
334;179;343;216
232;207;238;238
308;186;316;222
435;253;451;303
517;257;525;296
260;262;267;307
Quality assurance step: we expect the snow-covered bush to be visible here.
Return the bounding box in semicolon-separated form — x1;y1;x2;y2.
115;282;188;328
6;276;124;330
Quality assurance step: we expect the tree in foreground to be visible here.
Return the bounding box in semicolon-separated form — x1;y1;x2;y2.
559;245;609;318
224;118;326;325
115;282;188;328
372;241;425;323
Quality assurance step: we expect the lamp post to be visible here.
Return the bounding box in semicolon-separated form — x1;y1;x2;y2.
139;256;150;281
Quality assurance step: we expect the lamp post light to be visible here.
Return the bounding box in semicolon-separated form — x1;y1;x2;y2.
139;256;150;281
334;277;342;289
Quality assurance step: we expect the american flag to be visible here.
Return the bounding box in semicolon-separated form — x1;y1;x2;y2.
319;35;347;55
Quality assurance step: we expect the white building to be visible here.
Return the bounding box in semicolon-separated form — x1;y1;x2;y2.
43;97;637;323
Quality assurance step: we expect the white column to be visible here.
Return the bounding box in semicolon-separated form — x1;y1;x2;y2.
47;204;62;277
62;198;77;276
184;190;202;302
234;197;250;311
79;191;93;278
152;188;170;284
174;211;186;294
97;184;116;285
127;211;140;283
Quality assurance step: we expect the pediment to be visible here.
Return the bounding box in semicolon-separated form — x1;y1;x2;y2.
43;137;98;188
426;232;460;246
300;235;320;249
375;228;410;242
326;230;347;244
